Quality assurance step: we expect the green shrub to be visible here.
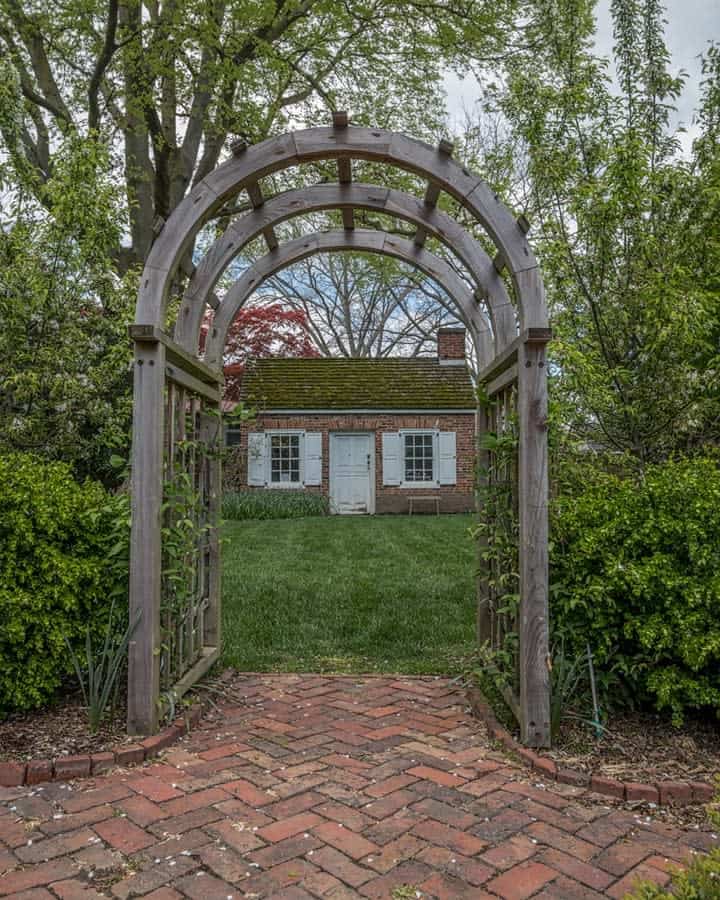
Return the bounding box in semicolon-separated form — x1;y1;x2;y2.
222;489;329;520
624;848;720;899
0;452;128;714
550;455;720;723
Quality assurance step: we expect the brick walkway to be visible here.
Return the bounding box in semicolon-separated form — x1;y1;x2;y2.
1;675;716;899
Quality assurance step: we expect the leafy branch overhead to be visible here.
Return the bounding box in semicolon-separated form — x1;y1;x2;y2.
0;0;519;272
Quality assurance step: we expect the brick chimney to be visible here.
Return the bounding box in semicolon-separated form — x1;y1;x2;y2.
437;326;466;365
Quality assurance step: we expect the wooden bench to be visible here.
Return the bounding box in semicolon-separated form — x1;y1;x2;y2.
408;495;441;516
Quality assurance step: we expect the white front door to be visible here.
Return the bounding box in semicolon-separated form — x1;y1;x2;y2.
330;433;374;514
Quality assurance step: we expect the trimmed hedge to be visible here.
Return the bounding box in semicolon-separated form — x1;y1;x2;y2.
0;452;126;714
222;489;329;521
550;455;720;723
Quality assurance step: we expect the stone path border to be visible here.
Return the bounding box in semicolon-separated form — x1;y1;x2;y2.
0;706;204;788
467;686;715;808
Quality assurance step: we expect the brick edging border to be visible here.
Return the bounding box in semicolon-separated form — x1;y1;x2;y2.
466;684;715;807
0;703;205;788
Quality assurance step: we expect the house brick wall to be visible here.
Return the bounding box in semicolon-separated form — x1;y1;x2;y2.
225;412;477;514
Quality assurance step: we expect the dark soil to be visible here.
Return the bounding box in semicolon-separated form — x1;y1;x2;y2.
0;687;132;762
472;672;720;787
548;711;720;785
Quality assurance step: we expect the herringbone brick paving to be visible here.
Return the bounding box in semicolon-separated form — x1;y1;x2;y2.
1;675;716;898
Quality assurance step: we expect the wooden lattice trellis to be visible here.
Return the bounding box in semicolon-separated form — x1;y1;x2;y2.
128;326;222;733
477;329;551;744
129;117;551;744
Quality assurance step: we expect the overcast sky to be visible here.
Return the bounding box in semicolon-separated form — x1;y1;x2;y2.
445;0;718;150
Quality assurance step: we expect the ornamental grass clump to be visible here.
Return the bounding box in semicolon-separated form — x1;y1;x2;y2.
222;489;329;520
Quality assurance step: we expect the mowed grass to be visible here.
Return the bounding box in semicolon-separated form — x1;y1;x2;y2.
222;514;478;674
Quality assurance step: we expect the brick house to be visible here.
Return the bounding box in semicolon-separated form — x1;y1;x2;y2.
225;327;477;514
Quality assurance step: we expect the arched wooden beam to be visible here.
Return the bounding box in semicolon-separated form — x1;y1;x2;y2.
174;183;517;356
203;229;494;369
137;126;546;331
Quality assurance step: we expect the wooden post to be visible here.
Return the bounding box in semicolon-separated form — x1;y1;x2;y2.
517;330;551;747
127;337;165;735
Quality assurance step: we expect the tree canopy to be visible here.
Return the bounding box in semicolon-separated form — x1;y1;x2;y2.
0;0;518;270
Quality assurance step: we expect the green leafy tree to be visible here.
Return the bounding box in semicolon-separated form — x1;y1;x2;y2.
492;0;720;461
0;0;520;272
0;132;135;481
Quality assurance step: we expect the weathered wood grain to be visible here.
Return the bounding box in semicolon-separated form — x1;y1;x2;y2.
517;333;551;747
136;126;542;331
174;183;516;354
130;324;222;385
128;339;165;735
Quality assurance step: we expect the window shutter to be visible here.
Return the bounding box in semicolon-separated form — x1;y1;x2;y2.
382;432;401;485
304;432;322;486
438;431;457;485
247;432;266;486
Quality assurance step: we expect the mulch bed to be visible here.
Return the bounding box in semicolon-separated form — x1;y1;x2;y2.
0;687;133;763
548;711;720;784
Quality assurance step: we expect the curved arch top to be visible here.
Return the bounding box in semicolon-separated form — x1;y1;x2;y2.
138;126;546;332
174;183;517;356
203;229;494;369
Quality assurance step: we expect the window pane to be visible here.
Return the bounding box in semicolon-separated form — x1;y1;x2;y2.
226;425;242;446
270;434;300;483
404;433;434;481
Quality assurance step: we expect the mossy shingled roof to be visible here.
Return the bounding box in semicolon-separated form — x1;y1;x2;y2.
239;357;476;410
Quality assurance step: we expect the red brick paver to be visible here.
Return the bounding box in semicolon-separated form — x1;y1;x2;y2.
0;674;715;898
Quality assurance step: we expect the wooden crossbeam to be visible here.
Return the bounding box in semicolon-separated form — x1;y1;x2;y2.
414;140;452;248
338;157;352;183
246;181;279;251
246;181;264;208
337;156;354;230
424;181;441;208
129;324;223;385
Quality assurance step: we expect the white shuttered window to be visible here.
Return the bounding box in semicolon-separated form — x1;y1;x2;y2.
383;429;458;487
247;430;323;487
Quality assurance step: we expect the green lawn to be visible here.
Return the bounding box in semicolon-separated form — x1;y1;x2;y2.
222;514;478;674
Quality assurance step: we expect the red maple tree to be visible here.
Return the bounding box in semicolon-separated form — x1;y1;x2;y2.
202;304;319;404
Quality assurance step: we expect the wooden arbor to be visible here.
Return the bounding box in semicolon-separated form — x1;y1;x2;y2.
130;117;552;746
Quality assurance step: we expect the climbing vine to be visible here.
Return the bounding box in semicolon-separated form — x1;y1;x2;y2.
472;386;520;705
